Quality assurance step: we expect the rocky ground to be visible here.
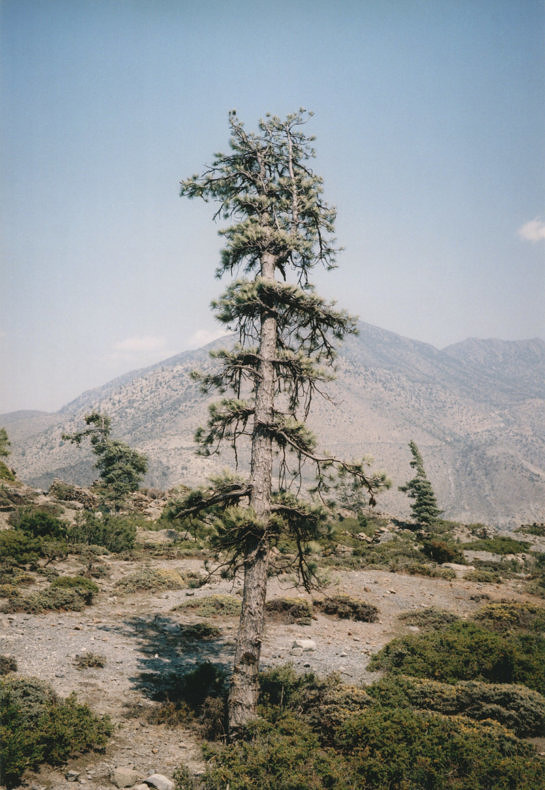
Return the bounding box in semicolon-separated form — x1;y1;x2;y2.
2;537;538;790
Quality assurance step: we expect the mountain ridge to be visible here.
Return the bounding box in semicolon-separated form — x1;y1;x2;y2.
3;322;544;527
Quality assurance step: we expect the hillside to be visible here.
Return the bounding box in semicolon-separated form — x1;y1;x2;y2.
3;323;545;527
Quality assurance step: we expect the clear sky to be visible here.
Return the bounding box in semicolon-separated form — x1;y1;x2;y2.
2;0;544;413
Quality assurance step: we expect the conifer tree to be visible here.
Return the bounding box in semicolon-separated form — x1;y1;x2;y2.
63;413;147;506
0;428;11;458
177;110;389;735
399;440;442;528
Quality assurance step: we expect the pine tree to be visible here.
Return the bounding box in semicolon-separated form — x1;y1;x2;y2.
63;413;147;506
0;428;10;458
177;110;389;735
399;440;442;528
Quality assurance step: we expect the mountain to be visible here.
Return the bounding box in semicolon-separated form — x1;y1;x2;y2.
3;324;545;527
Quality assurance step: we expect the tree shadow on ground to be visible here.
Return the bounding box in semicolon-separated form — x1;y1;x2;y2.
98;613;234;703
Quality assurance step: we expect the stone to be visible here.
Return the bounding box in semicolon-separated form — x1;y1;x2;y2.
132;785;149;790
111;767;141;788
292;638;316;651
66;770;80;781
145;774;175;790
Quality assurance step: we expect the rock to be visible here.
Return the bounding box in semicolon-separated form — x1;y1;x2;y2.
292;638;316;651
145;774;175;790
66;770;80;781
111;767;141;788
132;785;149;790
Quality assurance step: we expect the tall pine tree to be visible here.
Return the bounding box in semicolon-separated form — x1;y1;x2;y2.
177;110;388;735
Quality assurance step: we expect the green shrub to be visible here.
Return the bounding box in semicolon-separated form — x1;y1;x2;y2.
68;511;137;552
351;534;425;569
369;620;545;694
474;601;545;632
195;706;545;790
398;608;460;630
259;666;372;741
313;594;378;622
0;460;16;482
335;707;545;790
0;676;111;788
0;530;42;567
114;565;185;593
367;674;545;737
10;507;67;539
3;576;99;613
265;597;313;624
200;713;350;790
516;522;545;537
464;569;503;583
173;594;241;618
421;538;464;564
402;562;456;579
0;655;17;675
463;535;531;555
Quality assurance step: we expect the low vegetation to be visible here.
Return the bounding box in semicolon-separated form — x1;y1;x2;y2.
369;606;545;695
173;594;242;618
174;662;545;789
74;652;106;670
2;576;99;614
265;597;313;624
462;535;531;555
0;675;112;788
313;594;379;622
114;565;186;594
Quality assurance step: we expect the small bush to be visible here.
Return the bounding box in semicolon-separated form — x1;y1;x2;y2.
463;535;531;555
196;706;545;790
68;511;137;552
0;461;16;482
265;597;313;624
314;594;379;622
369;620;545;694
173;594;241;618
398;607;460;630
402;561;456;579
114;565;185;593
179;622;222;641
421;538;464;564
464;569;504;583
335;707;545;790
200;714;349;790
3;576;99;613
259;665;372;741
0;655;17;675
0;675;111;788
474;601;545;632
367;674;545;737
74;652;106;670
0;530;42;567
10;507;67;539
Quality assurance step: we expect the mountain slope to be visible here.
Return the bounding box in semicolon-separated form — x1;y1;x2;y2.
3;324;544;527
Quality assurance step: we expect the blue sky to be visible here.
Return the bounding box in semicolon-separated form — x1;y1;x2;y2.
2;0;544;413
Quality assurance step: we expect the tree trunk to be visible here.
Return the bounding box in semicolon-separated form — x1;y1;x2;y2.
228;252;276;737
